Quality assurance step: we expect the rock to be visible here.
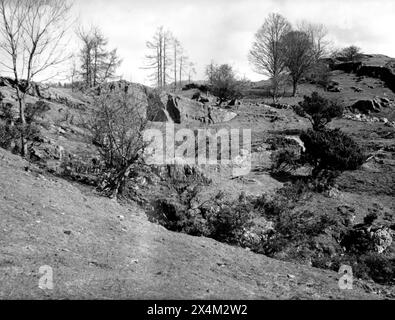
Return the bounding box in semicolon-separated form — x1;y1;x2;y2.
372;228;393;254
351;86;363;93
241;217;275;248
380;118;389;124
351;99;382;114
327;85;342;93
326;187;341;199
228;99;241;107
58;127;67;135
64;230;72;236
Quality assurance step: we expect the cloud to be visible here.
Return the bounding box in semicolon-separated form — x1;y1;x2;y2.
27;0;395;84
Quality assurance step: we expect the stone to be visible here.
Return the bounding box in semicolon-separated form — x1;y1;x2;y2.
351;86;363;93
372;228;393;254
351;99;381;114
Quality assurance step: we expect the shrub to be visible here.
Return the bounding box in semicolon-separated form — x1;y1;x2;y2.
309;169;339;192
306;62;332;88
0;101;42;152
301;128;365;176
208;198;253;244
25;101;50;124
182;83;209;93
88;91;149;196
262;210;338;257
271;149;300;174
357;254;395;285
294;92;344;130
206;64;245;105
266;136;301;151
0;122;17;149
339;46;364;62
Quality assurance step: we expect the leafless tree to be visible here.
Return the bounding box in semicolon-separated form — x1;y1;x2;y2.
0;0;72;157
339;45;363;62
172;37;183;91
281;30;316;96
178;54;189;88
298;21;329;61
144;26;173;89
89;91;150;197
77;26;122;88
249;13;291;103
187;62;196;84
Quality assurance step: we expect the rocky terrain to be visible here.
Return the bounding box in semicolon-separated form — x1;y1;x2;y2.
0;53;394;299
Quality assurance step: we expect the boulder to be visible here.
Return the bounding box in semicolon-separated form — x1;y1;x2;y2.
228;99;241;107
327;82;342;92
351;99;382;114
372;227;393;254
351;86;363;93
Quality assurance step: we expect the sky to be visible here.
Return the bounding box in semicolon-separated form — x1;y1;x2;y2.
3;0;395;85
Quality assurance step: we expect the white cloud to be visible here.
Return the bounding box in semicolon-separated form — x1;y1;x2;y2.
21;0;395;84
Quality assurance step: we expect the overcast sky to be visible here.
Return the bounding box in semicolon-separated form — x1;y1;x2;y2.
36;0;395;84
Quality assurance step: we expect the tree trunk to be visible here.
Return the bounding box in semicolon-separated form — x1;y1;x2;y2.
15;87;27;157
179;57;183;88
292;80;298;97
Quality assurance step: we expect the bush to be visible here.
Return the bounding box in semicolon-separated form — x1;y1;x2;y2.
182;83;209;93
0;122;18;149
357;254;395;285
25;101;50;124
339;46;364;62
89;91;149;196
306;62;332;88
261;210;338;257
206;64;244;105
301;128;365;176
294;92;344;130
271;149;300;175
266;136;301;151
208;199;253;244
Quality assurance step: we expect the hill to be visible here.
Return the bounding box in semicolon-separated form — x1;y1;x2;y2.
0;52;394;299
0;148;382;299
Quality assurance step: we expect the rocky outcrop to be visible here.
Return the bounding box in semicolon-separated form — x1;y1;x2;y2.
330;55;395;93
351;97;392;114
357;64;395;92
0;76;86;110
165;95;182;123
162;94;237;124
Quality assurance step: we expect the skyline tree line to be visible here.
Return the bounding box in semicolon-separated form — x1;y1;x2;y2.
144;26;196;90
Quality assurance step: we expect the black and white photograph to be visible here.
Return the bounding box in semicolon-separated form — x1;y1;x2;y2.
0;0;394;306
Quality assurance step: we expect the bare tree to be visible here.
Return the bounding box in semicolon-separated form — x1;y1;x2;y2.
178;54;189;88
339;45;363;62
249;13;291;103
206;60;217;85
89;91;149;197
77;26;122;88
187;62;196;84
281;30;315;96
172;37;183;91
144;26;173;89
0;0;72;157
298;21;329;61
